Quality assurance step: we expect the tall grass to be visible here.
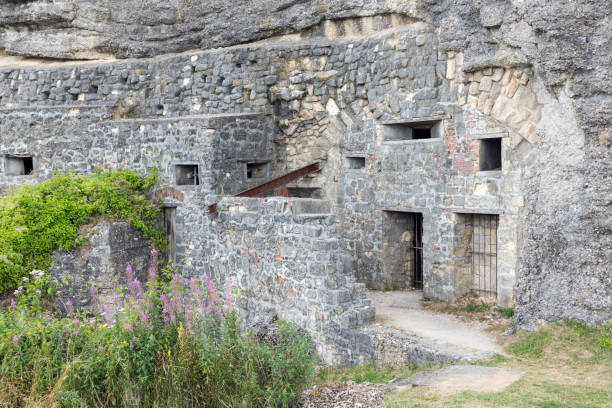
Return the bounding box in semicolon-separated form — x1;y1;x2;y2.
0;253;315;407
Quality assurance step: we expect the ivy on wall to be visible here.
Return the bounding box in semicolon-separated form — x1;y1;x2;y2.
0;169;163;293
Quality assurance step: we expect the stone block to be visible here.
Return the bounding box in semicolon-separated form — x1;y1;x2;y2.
479;76;493;92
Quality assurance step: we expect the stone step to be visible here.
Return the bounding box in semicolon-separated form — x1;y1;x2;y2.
362;323;495;368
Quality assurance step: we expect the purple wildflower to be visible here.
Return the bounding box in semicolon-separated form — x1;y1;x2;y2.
186;308;194;334
73;330;78;335
190;278;206;312
140;313;150;326
204;276;220;309
12;336;18;344
130;279;144;298
125;265;134;283
103;305;113;324
89;285;99;312
170;274;183;313
147;249;158;285
65;300;74;315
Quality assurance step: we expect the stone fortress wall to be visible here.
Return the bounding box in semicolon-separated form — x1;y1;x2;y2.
1;0;610;363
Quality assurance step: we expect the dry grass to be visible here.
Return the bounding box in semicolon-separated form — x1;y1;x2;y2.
421;293;514;336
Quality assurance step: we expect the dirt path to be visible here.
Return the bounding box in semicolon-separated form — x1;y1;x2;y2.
368;290;502;356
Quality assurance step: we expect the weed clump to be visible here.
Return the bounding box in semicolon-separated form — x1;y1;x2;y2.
0;253;316;407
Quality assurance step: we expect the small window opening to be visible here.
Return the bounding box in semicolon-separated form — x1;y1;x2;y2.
382;120;442;142
5;155;34;176
246;162;268;180
412;127;431;139
286;187;321;199
479;138;502;171
175;164;199;185
345;156;366;169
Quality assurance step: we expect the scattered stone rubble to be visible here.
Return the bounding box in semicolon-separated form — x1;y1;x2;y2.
300;381;385;408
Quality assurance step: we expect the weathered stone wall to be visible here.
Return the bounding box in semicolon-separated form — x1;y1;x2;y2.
206;197;375;365
0;108;277;197
1;0;610;337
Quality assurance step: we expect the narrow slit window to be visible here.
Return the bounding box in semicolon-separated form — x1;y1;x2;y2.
175;164;199;185
345;156;366;169
479;138;502;171
5;155;34;176
246;162;268;180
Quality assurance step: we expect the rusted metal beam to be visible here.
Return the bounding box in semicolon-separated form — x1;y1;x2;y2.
208;162;321;214
236;162;320;197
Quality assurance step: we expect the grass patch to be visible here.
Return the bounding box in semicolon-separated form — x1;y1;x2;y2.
505;329;552;358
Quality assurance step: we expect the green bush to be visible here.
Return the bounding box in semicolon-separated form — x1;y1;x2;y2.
0;170;162;293
0;259;316;407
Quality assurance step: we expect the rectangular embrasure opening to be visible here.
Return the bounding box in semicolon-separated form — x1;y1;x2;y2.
175;164;199;185
246;162;269;180
286;187;322;199
479;138;502;171
345;156;366;169
5;155;34;176
382;120;443;142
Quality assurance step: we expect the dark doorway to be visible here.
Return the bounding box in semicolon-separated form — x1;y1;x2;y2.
382;211;424;290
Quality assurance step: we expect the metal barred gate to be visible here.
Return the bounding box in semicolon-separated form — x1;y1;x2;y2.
471;214;498;298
